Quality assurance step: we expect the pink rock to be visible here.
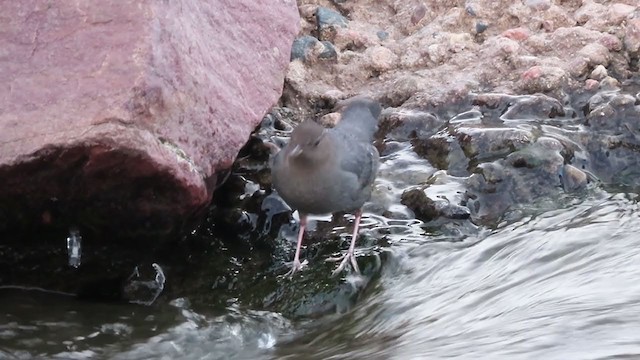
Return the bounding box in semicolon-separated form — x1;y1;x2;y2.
577;43;611;66
366;46;399;72
502;28;530;42
520;66;567;93
521;66;543;81
598;34;623;52
625;19;640;54
0;0;299;236
608;3;636;25
584;79;600;90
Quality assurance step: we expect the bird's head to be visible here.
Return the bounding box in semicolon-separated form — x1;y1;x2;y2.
285;120;329;164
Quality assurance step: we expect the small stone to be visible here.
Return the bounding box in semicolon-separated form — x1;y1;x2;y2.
585;79;600;90
589;65;608;81
475;22;489;34
465;5;477;17
411;4;428;25
560;164;588;192
608;3;635;25
320;89;346;103
624;19;640;54
598;34;622;52
318;41;337;60
366;46;398;72
319;112;341;127
568;57;589;77
401;188;439;222
520;66;567;93
377;30;389;40
316;7;348;42
290;35;321;61
502;27;530;41
599;76;620;91
577;43;611;67
434;201;471;220
525;0;551;11
574;2;606;26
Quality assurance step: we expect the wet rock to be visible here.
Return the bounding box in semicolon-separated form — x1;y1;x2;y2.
412;133;468;175
499;94;566;121
434;201;471;220
0;0;299;238
316;7;348;42
456;127;534;160
600;76;621;91
560;164;588;192
379;109;443;141
400;189;439;222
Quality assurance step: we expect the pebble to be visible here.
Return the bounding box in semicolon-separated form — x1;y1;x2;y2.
290;35;321;61
577;43;611;66
585;79;600;91
367;46;398;72
600;76;620;91
475;22;489;34
525;0;551;11
607;3;635;25
316;7;348;42
377;30;390;41
589;65;608;81
318;41;337;60
411;4;428;25
560;164;588;192
520;65;567;93
625;19;640;54
502;28;530;41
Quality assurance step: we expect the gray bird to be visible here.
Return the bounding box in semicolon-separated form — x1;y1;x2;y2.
271;97;381;276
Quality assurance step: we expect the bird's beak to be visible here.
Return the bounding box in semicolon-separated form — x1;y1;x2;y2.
289;144;302;157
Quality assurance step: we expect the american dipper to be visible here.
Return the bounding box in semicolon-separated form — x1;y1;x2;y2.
271;97;381;276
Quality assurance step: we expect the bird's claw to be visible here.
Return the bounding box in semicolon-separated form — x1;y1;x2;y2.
285;259;308;277
327;252;360;277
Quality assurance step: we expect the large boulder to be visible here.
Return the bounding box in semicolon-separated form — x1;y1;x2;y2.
0;0;300;237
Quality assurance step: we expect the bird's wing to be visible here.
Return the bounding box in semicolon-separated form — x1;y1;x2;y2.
339;141;380;190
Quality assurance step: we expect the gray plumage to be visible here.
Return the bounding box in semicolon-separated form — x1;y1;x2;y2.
271;98;381;215
271;97;382;276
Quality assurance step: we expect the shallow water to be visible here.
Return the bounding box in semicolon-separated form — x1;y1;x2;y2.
3;190;639;359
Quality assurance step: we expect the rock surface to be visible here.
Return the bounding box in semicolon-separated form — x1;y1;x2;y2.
0;0;299;236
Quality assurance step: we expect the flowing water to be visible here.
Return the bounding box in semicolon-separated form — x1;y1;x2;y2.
3;171;639;359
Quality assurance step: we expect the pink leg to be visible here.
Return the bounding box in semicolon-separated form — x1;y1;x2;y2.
286;213;307;276
329;209;362;276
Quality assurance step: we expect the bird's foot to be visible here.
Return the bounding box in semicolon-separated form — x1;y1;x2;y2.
285;259;308;277
326;251;360;277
